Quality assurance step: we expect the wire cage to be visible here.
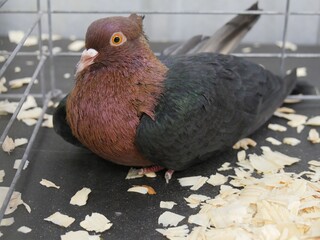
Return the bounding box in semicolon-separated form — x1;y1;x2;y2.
0;0;320;239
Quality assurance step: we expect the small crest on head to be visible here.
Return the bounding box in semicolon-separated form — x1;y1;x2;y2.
129;13;144;31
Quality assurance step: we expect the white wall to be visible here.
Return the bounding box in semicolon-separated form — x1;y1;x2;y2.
1;0;320;45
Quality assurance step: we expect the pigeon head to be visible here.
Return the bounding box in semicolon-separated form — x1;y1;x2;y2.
76;14;148;74
85;13;145;51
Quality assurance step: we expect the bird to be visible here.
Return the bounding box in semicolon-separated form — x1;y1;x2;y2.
53;4;297;181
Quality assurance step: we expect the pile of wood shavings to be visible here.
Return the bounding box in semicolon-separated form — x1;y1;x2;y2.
156;148;320;240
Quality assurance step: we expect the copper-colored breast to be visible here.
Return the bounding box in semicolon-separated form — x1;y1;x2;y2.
66;61;166;167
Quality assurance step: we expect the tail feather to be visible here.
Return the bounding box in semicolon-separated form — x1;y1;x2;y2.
247;68;297;135
162;35;204;56
197;2;260;54
162;2;260;56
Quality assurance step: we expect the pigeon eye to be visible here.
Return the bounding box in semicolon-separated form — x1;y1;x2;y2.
110;32;127;46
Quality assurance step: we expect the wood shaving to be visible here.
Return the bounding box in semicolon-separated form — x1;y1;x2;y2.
2;136;28;153
14;138;28;147
191;177;209;191
145;172;157;178
26;60;34;66
160;201;177;209
13;159;29;170
22;119;37;126
296;67;307;77
158;211;185;227
276;107;295;114
61;230;100;240
304;165;320;182
178;176;208;190
0;170;4;182
156;225;189;238
70;187;91;206
80;213;112;233
274;112;308;127
241;47;251;53
44;212;75;228
22;202;31;213
21;95;37;111
237;150;246;162
187;226;207;239
307;129;320;143
142;185;157;195
17;107;42;120
0;187;27;215
2;136;15;153
184;194;211;208
0;100;18;115
63;73;71;79
266;137;282;145
178;176;202;187
0;55;6;62
52;46;62;54
47;101;54;108
217;162;232;171
8;30;38;46
306;116;320;126
207;173;228;186
268;123;287;132
249;147;300;174
41;33;62;41
287;67;307;77
68;40;85;51
297;125;305;133
125;168;144;179
125;167;157;179
188;213;210;227
9;77;37;89
127;185;149;194
283;137;301;146
40;179;60;189
17;226;32;233
0;77;8;93
42;115;53;128
233;138;257;150
0;217;14;226
308;160;320;167
14;66;21;72
275;40;297;51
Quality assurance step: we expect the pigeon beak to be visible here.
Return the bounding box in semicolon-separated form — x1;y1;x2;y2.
76;48;98;75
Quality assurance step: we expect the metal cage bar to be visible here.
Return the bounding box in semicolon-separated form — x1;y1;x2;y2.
0;0;51;223
2;9;320;16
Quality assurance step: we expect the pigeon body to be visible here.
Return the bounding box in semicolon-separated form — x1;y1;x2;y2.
53;9;297;170
137;53;296;170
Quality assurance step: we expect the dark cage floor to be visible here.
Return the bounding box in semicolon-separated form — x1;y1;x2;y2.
0;1;320;239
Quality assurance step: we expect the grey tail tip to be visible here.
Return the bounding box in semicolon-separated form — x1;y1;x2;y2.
248;2;259;11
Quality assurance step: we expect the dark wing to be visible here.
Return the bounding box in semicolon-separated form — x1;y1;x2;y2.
53;95;85;148
162;2;260;56
135;53;296;171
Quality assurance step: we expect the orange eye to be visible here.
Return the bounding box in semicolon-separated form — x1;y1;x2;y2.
110;32;127;46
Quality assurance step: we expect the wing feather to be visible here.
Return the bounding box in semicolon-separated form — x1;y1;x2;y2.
135;53;296;170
